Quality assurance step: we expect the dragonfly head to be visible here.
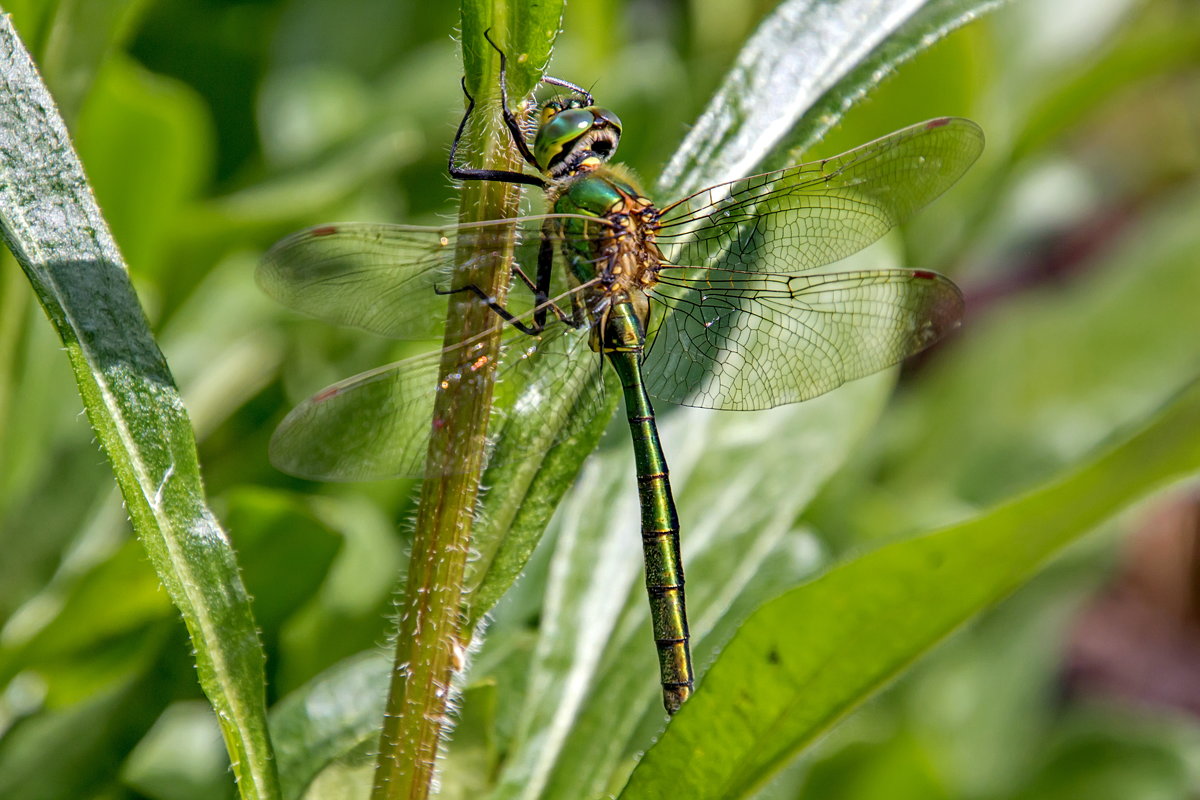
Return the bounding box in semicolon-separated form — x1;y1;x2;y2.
534;97;622;180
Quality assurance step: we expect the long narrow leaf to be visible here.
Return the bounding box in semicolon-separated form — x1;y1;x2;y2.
621;376;1200;799
658;0;1006;198
0;18;278;800
461;0;565;99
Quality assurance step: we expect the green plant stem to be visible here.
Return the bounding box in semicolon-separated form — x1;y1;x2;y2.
370;65;525;800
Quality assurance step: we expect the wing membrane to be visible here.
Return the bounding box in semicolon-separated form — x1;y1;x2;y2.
258;217;606;338
269;317;607;481
269;348;443;480
644;268;963;410
655;118;983;276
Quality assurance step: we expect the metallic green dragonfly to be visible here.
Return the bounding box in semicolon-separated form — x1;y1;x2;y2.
259;59;983;714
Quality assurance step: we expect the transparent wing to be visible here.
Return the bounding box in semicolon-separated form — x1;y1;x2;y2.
269;318;608;481
269;348;443;481
490;319;611;459
258;217;605;338
655;118;984;275
643;268;963;410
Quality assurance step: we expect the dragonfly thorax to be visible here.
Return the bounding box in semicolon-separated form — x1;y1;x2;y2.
534;98;622;179
548;166;664;349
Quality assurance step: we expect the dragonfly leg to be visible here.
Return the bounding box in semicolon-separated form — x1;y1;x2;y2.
542;74;594;105
436;281;585;335
485;29;545;172
510;262;576;327
448;76;547;189
448;30;594;189
434;283;547;336
481;31;594;167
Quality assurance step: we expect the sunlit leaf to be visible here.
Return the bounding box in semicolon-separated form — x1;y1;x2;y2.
0;18;278;800
621;377;1200;799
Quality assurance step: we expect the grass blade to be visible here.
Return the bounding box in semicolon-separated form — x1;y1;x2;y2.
0;18;278;800
621;376;1200;799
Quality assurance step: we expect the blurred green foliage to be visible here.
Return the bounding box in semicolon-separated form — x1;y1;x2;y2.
1;0;1199;798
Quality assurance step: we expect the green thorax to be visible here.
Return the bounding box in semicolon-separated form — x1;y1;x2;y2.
553;163;646;216
549;164;655;284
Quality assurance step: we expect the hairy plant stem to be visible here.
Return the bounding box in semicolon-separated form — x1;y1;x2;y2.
370;71;526;800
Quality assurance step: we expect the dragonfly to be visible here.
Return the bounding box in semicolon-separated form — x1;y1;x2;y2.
259;45;984;714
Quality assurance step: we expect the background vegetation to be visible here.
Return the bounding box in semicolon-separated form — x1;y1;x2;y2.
1;0;1199;798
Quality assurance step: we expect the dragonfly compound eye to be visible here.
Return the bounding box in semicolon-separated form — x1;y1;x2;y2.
535;106;623;178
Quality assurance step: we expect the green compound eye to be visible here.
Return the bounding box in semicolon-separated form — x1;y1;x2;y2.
534;108;595;167
533;106;622;175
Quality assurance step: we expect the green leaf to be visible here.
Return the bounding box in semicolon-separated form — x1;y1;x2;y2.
466;382;621;625
38;0;156;122
619;376;1200;799
460;0;566;99
73;53;211;283
123;699;241;800
879;183;1200;512
221;488;342;636
1017;712;1194;800
485;374;896;800
0;644;184;800
658;0;1006;198
0;18;278;800
270;652;390;800
0;538;171;702
1012;21;1200;163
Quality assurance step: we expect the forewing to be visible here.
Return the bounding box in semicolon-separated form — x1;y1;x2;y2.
655;118;984;275
643;268;963;410
258;217;592;338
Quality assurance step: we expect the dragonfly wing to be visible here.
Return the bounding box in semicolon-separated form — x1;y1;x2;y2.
655;118;984;275
258;218;589;338
644;268;963;410
269;349;444;481
270;320;606;481
493;318;611;452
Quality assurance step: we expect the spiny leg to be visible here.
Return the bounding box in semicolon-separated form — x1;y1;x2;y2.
448;29;595;188
542;74;593;104
434;281;584;337
484;30;595;172
484;28;543;173
509;260;575;327
435;284;545;335
448;76;547;188
436;237;577;334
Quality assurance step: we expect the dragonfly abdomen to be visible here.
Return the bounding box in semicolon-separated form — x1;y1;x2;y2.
603;301;695;714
